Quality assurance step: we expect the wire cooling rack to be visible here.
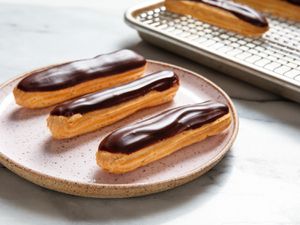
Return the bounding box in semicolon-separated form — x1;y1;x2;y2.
125;1;300;102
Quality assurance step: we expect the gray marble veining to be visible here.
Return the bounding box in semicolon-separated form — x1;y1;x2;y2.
0;1;300;224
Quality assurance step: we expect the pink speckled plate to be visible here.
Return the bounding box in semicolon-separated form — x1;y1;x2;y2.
0;60;238;198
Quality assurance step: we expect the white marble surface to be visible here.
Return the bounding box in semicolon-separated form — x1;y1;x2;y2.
0;0;300;224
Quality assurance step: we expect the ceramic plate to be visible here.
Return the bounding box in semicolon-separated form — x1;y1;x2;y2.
0;60;238;198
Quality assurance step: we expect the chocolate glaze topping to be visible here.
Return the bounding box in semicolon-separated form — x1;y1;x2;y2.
99;101;229;154
17;49;146;92
188;0;268;27
51;70;179;117
287;0;300;5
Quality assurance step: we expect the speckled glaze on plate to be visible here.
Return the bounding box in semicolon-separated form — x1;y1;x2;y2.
0;60;238;198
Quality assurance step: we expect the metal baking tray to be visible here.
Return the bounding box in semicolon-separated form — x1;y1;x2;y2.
125;0;300;102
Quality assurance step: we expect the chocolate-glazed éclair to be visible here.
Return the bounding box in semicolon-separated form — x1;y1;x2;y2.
47;70;179;139
165;0;269;36
99;101;229;154
17;49;146;92
51;70;179;117
189;0;268;27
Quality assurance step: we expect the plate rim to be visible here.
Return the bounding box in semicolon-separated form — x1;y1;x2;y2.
0;59;239;198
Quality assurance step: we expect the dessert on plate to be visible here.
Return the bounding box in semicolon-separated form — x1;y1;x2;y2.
97;101;231;174
14;49;146;108
47;70;179;139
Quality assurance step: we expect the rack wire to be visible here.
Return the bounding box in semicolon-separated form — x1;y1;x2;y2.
136;6;300;84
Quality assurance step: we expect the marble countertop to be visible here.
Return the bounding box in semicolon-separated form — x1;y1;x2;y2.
0;0;300;224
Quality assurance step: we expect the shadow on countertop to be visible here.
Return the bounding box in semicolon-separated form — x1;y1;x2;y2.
0;153;234;224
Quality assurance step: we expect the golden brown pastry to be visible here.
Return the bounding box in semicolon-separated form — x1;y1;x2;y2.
234;0;300;21
13;49;146;108
97;101;231;174
47;70;179;139
165;0;269;37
